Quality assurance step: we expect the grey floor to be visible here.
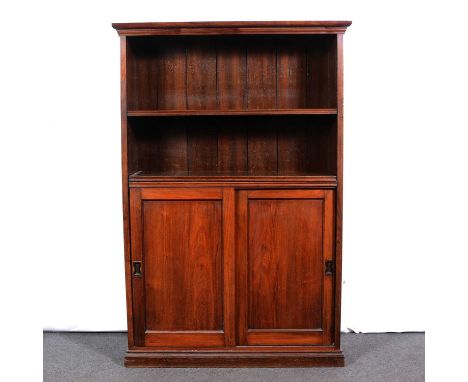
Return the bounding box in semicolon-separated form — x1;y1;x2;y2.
44;332;424;382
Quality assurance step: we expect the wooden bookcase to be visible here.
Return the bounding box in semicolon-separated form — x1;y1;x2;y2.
113;21;351;367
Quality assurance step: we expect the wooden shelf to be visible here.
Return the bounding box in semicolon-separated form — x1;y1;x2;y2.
127;109;337;117
129;171;337;187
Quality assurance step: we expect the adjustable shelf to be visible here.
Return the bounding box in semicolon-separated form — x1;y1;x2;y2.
128;170;337;187
127;109;337;117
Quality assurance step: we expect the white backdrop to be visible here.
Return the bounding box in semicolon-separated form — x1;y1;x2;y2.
2;0;466;336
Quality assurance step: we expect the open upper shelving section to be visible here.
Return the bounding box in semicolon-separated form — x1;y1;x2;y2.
125;34;337;113
127;115;337;180
114;21;351;183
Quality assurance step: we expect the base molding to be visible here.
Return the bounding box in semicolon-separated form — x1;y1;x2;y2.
125;351;344;368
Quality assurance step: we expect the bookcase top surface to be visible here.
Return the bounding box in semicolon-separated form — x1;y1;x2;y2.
112;21;352;36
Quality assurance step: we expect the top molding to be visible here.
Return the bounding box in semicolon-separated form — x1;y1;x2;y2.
112;21;352;36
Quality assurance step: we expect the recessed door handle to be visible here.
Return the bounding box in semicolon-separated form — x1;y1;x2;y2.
133;261;142;277
325;260;334;276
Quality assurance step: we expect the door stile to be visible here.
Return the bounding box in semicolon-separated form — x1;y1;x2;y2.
322;190;335;344
129;188;146;346
223;188;236;346
236;190;249;345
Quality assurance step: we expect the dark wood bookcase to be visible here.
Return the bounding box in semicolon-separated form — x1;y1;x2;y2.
113;21;351;367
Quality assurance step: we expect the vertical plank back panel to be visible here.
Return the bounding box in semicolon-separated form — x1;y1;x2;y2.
188;119;218;172
306;37;337;108
128;40;159;110
277;43;307;108
217;41;247;110
305;117;337;175
153;123;188;172
131;118;188;173
218;120;248;173
187;41;217;109
247;117;278;173
157;41;187;110
277;125;308;173
247;42;277;109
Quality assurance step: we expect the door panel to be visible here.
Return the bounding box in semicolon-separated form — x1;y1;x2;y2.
237;189;334;346
130;188;228;347
248;198;323;330
144;200;222;331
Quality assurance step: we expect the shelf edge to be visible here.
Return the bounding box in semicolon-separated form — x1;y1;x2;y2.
127;109;337;117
